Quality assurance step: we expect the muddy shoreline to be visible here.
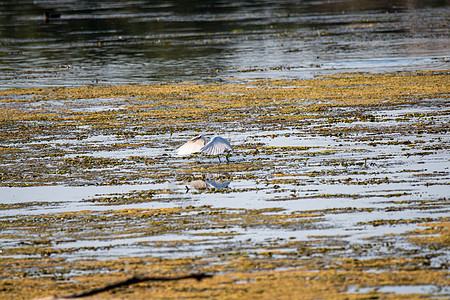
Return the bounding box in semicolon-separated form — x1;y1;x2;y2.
0;71;449;299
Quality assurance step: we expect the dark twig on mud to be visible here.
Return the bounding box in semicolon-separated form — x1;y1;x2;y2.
62;273;212;299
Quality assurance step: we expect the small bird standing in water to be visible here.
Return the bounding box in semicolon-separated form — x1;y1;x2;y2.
176;135;234;162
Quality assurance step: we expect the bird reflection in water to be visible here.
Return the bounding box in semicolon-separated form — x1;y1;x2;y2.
183;175;231;193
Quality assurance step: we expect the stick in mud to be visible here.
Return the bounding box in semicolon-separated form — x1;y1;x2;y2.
36;273;213;299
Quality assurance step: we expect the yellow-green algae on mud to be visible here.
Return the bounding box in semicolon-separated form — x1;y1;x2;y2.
0;71;449;299
0;70;448;187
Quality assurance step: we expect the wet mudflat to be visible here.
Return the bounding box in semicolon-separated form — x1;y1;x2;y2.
0;71;449;299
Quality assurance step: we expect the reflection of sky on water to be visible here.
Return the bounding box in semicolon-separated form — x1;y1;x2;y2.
0;0;449;88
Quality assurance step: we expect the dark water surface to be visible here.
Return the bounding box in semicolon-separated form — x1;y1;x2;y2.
0;0;449;88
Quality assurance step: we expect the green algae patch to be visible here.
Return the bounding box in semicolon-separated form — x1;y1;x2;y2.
406;221;450;250
2;259;448;299
1;70;449;187
0;71;449;299
0;207;323;257
2;206;448;299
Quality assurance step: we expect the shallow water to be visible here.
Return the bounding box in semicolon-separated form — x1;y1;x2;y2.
1;0;449;88
347;284;450;295
0;3;449;297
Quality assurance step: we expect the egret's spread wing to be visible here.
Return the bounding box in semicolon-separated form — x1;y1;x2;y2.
176;135;209;155
200;136;234;155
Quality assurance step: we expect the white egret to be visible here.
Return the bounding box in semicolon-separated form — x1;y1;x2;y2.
176;135;234;162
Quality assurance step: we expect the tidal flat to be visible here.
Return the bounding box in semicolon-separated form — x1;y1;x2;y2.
0;71;449;299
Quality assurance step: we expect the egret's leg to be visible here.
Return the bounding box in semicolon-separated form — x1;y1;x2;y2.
218;156;222;163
